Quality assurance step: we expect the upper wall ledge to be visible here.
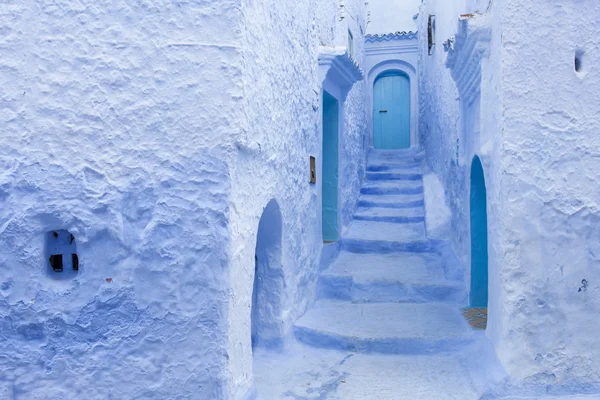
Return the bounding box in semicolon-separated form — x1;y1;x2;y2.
445;13;491;70
318;46;364;91
445;13;492;104
365;31;418;43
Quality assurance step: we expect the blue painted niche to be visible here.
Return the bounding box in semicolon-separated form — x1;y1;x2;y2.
45;229;79;279
252;199;283;348
322;91;339;242
470;156;488;307
373;71;411;149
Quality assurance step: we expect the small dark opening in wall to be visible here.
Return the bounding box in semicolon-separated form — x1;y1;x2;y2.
575;50;584;73
428;15;436;55
46;230;79;279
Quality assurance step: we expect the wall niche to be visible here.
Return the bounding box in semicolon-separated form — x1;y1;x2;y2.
46;230;79;278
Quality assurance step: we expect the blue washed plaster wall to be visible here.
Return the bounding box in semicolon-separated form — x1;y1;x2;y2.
496;0;600;384
227;0;368;397
0;0;244;398
420;0;600;387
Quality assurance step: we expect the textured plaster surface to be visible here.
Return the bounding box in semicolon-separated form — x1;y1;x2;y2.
228;0;368;397
496;0;600;384
419;0;600;388
0;1;243;398
0;0;368;398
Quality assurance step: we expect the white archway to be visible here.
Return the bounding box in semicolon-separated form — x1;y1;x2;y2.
367;59;419;149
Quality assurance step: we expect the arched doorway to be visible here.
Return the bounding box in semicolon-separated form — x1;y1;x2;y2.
322;91;339;242
252;199;284;348
470;156;488;308
373;71;410;149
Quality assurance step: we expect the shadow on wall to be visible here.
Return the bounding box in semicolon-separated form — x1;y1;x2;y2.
470;156;488;308
252;199;285;348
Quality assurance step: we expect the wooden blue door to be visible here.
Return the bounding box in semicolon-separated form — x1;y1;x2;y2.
470;156;488;308
322;91;339;242
373;72;410;149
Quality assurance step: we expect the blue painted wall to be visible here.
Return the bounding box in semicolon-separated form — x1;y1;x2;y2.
470;156;488;307
373;72;411;149
322;91;339;242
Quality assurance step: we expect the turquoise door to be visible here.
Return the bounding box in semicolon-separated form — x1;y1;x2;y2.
470;156;488;308
373;72;410;149
322;91;339;242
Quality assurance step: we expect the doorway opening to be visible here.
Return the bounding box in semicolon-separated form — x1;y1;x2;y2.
373;71;411;149
252;199;284;348
470;156;488;309
322;91;339;242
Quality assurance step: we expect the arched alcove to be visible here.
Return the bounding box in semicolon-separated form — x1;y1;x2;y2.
470;156;488;308
251;199;284;348
373;70;411;149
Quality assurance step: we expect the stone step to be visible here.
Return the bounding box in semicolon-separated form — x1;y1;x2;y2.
346;220;427;242
318;252;466;303
358;193;425;209
361;180;423;195
354;206;425;224
368;148;420;164
366;172;423;181
367;164;422;173
293;301;473;354
341;220;433;254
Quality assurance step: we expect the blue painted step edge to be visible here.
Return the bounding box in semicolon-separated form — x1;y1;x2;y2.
293;326;473;355
354;215;425;224
366;172;422;181
318;275;467;304
367;164;420;172
341;239;436;254
357;199;425;209
360;186;424;195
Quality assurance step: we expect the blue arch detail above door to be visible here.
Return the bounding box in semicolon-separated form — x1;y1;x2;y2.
373;71;410;149
470;156;488;308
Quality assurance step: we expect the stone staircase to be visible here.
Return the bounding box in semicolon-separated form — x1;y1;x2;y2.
293;148;472;354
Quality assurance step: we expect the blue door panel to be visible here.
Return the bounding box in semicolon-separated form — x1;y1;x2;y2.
373;72;410;149
322;91;339;242
470;157;488;308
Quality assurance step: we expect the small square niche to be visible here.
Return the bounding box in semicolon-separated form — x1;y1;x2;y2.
46;230;79;279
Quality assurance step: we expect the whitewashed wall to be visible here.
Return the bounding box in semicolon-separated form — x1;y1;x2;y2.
228;0;369;398
497;0;600;384
0;1;243;399
0;0;369;399
419;0;600;388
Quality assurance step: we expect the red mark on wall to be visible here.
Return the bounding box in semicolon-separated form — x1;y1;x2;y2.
106;278;113;283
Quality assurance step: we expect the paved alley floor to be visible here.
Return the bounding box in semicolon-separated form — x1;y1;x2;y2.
253;338;480;400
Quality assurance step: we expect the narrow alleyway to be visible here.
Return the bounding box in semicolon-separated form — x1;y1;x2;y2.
254;148;484;399
253;149;599;400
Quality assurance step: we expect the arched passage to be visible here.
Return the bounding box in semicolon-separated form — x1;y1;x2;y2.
470;156;488;308
252;199;284;348
373;70;411;149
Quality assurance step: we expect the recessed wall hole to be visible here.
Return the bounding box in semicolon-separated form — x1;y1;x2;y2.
575;50;585;73
46;230;79;278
